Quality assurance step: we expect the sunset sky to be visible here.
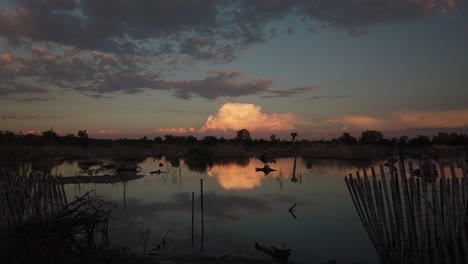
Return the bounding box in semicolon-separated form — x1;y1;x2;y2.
1;0;467;139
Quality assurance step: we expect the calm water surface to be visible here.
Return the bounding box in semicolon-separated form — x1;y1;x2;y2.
55;157;380;263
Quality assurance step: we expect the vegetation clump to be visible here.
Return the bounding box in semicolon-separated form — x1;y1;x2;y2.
0;163;115;264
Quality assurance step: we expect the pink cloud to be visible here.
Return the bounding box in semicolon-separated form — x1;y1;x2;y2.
97;130;120;135
154;128;188;134
201;103;299;132
24;129;41;135
322;110;468;131
150;103;303;138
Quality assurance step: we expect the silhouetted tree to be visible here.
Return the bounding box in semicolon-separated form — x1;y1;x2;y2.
186;135;198;144
270;134;277;142
202;135;218;144
236;129;252;142
337;132;357;144
164;134;175;143
359;130;384;144
77;130;88;139
140;135;149;144
291;132;298;142
399;136;409;144
432;132;450;144
42;130;57;140
409;135;431;145
153;136;163;144
0;130;15;145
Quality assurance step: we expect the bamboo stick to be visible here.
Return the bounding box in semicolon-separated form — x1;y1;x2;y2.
371;168;386;237
449;165;461;264
420;160;439;264
347;174;374;246
363;169;382;246
399;160;417;253
379;165;396;244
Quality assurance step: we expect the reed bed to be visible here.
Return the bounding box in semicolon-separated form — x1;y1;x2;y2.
345;160;468;264
0;163;113;263
0;164;68;229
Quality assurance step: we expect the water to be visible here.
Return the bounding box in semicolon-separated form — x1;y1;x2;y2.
55;157;381;263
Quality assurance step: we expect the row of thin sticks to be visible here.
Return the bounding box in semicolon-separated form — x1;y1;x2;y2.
346;160;468;264
0;166;68;230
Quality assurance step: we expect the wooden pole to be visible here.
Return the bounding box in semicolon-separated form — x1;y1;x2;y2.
192;191;194;248
200;178;204;253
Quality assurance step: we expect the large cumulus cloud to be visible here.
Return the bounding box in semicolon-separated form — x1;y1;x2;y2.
201;103;300;132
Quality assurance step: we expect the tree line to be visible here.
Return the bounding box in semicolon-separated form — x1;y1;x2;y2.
1;129;467;146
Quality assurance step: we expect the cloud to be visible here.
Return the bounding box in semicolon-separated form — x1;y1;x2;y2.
166;71;273;100
265;85;316;97
0;48;162;96
0;0;458;62
154;128;188;134
2;115;16;120
0;1;278;61
0;81;48;95
309;95;350;100
322;110;468;131
297;0;460;35
24;129;41;135
97;130;120;135
150;103;303;138
16;97;50;102
1;47;312;99
201;103;300;132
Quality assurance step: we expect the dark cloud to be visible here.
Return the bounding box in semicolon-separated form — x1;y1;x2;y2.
16;97;50;102
1;114;39;120
262;85;316;98
0;48;162;97
0;81;48;95
158;109;210;114
2;115;16;120
0;0;458;100
297;0;458;35
0;0;281;61
1;48;313;99
165;71;273;100
1;0;457;61
309;95;350;100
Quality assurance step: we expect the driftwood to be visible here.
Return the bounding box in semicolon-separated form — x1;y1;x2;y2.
288;203;297;220
254;242;291;261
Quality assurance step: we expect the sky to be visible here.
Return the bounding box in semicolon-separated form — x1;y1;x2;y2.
1;0;467;140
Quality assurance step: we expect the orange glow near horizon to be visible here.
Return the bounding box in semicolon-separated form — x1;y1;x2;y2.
324;110;468;131
7;107;468;140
